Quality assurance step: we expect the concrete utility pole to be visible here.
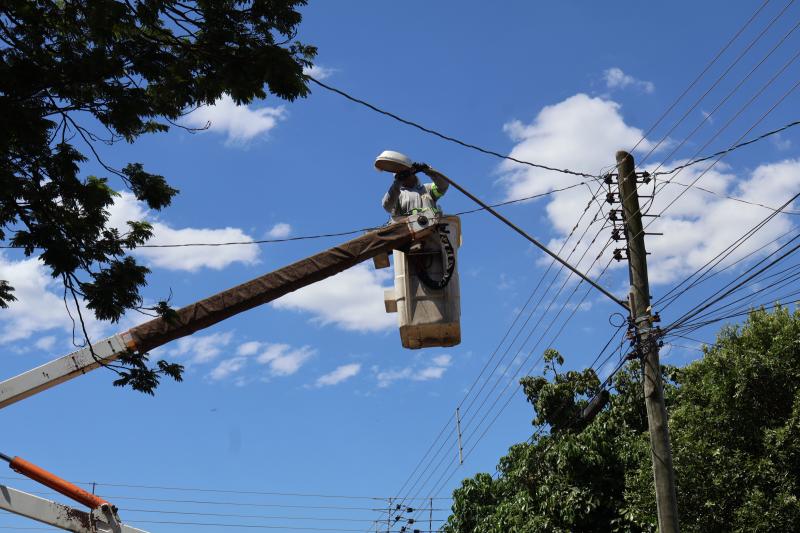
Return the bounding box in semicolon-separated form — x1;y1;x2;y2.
615;151;680;532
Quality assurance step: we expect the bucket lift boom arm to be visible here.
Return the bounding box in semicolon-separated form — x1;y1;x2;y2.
0;216;433;410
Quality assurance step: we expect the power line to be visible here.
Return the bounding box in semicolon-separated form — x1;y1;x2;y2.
653;118;800;180
0;182;588;251
379;186;610;527
644;7;800;177
654;197;799;312
626;0;772;155
402;249;618;527
119;508;446;523
0;475;448;501
665;231;800;334
635;0;796;169
306;76;598;179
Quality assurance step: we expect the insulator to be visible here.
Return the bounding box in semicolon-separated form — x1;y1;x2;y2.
609;209;619;221
606;192;617;204
613;248;626;261
611;228;624;241
603;173;614;184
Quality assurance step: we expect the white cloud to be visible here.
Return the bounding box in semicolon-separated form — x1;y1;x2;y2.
771;133;792;151
34;336;57;351
109;192;259;272
169;331;233;365
256;343;315;376
237;341;262;356
376;353;452;388
267;223;292;239
498;94;799;287
203;340;317;382
641;159;798;284
208;356;247;381
603;67;655;93
183;94;286;145
314;363;361;387
272;263;396;332
303;64;336;80
0;254;105;344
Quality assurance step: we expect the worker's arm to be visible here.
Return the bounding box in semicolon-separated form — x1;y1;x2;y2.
382;178;402;215
419;165;450;200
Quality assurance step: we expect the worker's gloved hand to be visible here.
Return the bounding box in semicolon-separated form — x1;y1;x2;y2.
411;162;430;173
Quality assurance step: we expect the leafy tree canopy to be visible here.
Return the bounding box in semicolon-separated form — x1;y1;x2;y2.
444;306;800;532
0;0;316;393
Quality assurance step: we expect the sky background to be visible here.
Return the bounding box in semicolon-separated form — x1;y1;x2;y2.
1;1;799;531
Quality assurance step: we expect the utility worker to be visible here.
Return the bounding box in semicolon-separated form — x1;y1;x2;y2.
382;162;450;219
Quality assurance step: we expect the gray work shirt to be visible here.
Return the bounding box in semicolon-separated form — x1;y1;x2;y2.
382;172;449;218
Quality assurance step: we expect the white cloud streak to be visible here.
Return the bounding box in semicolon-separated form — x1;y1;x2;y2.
183;94;286;145
603;67;655;93
375;354;452;388
109;192;259;272
0;254;106;344
314;363;361;387
498;93;798;288
302;64;336;80
272;263;396;332
255;342;316;377
267;223;292;239
169;332;233;365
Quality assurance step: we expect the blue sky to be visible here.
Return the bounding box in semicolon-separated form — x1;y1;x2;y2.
1;1;799;531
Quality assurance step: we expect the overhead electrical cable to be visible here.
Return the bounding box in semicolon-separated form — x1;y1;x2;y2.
665;231;800;333
634;0;796;169
625;0;772;155
374;181;604;518
402;227;618;525
380;186;610;528
638;76;800;244
407;258;618;525
306;76;598;179
655;202;799;312
644;16;800;179
653;118;800;180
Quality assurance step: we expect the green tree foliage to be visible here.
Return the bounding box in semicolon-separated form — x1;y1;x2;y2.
0;1;316;393
443;307;800;532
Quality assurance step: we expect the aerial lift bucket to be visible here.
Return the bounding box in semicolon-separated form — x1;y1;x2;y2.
381;215;462;349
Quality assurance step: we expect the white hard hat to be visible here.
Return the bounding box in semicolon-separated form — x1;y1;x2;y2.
375;150;412;173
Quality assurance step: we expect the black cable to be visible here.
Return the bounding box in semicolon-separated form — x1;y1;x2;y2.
379;185;609;527
653;119;800;180
0;475;449;501
404;252;616;526
0;182;587;251
635;0;796;169
626;0;772;155
644;14;800;179
666;236;800;333
655;198;798;312
306;77;598;179
665;233;800;327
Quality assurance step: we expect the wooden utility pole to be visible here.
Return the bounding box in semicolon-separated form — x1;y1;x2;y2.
615;151;680;532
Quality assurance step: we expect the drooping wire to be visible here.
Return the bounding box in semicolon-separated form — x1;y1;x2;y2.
634;0;796;169
625;0;773;156
306;76;598;179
